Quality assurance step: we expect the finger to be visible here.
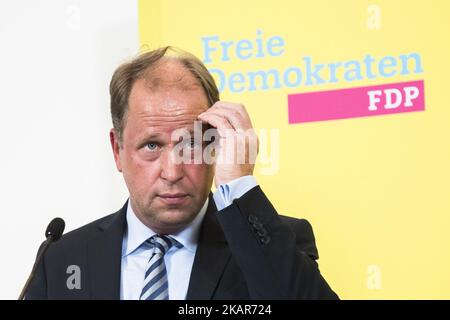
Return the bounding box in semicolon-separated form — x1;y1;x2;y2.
210;101;252;125
200;107;249;131
197;113;234;137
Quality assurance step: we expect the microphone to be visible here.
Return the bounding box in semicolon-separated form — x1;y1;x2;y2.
18;217;65;300
45;217;65;241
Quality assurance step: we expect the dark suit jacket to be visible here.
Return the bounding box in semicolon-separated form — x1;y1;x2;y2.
27;186;338;299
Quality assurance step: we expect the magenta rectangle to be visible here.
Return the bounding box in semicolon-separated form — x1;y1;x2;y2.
288;80;425;124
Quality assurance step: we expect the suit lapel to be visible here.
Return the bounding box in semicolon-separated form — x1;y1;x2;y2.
86;202;127;300
186;195;231;299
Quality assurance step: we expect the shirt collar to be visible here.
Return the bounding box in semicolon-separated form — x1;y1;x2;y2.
123;197;209;257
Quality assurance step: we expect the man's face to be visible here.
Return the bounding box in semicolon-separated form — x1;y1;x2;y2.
110;60;214;234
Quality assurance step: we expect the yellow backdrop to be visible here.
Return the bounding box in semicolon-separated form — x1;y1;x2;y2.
138;0;450;299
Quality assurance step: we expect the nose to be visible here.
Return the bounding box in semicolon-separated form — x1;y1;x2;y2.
160;148;184;183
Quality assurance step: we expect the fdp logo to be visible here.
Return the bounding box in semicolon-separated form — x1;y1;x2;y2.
288;80;425;123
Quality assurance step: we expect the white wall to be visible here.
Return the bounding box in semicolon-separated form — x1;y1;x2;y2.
0;0;138;299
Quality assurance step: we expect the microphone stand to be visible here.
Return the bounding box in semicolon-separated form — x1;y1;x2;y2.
18;236;53;300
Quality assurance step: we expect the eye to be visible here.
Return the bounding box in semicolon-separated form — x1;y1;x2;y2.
188;139;202;149
146;142;159;151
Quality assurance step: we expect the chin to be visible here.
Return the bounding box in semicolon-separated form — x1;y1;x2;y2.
151;209;197;233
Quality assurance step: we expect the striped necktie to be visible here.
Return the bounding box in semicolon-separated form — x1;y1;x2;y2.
140;234;181;300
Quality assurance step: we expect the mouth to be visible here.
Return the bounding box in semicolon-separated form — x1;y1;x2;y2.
157;193;189;205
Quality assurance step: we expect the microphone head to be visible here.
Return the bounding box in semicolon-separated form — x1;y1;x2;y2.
45;217;65;241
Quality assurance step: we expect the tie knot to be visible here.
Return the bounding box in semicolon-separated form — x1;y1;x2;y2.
146;235;181;255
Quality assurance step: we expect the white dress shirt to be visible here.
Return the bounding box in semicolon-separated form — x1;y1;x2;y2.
120;175;258;300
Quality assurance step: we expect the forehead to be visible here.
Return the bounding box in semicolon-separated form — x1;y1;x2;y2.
143;57;201;89
126;59;209;134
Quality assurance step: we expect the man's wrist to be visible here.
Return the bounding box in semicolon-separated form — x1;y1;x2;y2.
213;175;259;211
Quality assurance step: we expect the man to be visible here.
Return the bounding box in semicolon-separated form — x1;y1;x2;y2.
27;47;338;300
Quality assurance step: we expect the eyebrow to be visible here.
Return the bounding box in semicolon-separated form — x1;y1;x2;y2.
136;128;200;144
138;122;213;142
136;132;163;144
141;132;162;139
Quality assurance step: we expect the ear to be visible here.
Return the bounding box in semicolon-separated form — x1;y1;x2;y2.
110;128;123;172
